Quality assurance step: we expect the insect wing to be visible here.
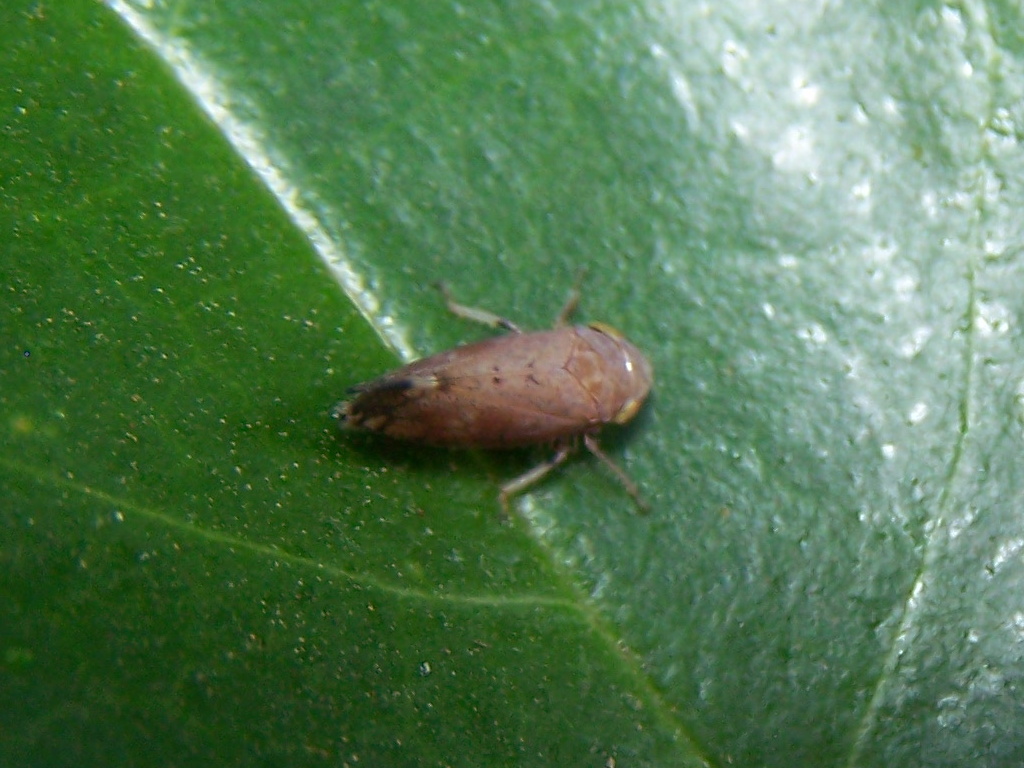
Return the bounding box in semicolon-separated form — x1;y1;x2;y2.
339;330;604;448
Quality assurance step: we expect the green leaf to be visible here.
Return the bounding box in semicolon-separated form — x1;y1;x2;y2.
4;0;1024;766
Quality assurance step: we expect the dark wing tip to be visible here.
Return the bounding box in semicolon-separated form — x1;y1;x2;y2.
345;375;418;396
330;399;350;424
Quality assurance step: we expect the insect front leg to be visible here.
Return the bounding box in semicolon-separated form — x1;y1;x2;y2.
583;433;649;513
435;283;523;333
498;442;574;515
553;268;588;327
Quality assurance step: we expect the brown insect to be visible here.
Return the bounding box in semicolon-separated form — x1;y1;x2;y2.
333;282;653;513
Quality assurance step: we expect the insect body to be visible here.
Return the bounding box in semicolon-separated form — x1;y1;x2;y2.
334;285;653;512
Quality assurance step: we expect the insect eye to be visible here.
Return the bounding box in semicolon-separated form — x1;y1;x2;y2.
586;321;626;341
613;396;645;425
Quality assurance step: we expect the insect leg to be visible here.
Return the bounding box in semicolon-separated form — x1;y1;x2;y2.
583;433;649;513
435;282;523;333
553;268;588;326
498;442;574;514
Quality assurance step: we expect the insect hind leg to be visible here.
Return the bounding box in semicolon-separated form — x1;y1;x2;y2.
438;267;588;332
498;443;574;515
436;282;522;333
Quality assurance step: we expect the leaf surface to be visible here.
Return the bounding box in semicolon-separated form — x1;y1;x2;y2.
4;1;1024;765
